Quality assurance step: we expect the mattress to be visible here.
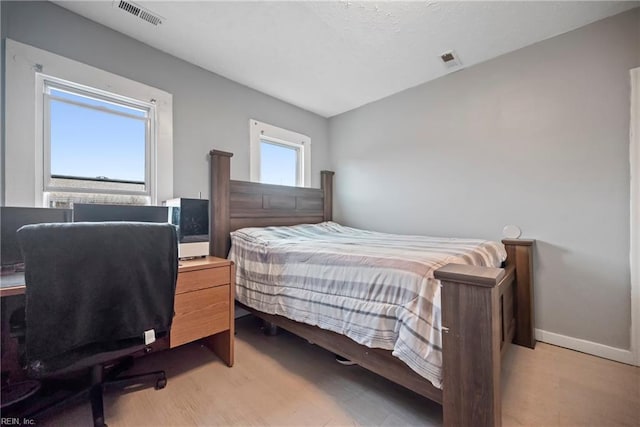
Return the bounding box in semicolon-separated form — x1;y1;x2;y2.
228;221;506;389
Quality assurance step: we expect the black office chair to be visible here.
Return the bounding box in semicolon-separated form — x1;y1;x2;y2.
11;222;178;426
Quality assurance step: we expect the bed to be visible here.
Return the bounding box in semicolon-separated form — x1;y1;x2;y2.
209;149;535;427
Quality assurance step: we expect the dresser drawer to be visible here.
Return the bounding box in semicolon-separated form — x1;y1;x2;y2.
170;285;230;348
176;266;229;294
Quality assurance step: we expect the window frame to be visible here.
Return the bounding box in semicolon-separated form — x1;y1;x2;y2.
4;39;173;207
249;119;311;187
40;76;157;198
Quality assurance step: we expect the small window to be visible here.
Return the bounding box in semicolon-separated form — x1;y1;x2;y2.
260;138;300;186
250;120;311;187
42;78;156;205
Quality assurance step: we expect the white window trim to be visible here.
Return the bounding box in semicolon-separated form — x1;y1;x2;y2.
249;119;311;187
630;67;640;366
5;39;173;206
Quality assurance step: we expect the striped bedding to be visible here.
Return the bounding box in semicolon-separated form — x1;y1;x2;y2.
229;222;506;389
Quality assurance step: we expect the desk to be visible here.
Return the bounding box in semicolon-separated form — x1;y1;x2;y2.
0;256;235;367
0;273;25;297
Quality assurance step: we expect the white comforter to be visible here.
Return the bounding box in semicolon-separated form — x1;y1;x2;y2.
229;222;506;389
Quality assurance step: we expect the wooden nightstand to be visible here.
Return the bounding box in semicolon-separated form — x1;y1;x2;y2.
170;256;234;366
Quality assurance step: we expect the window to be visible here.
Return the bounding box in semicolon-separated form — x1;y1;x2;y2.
41;78;155;206
249;120;311;187
4;39;173;207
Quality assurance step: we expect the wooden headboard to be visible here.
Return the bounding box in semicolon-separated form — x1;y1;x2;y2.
209;150;334;258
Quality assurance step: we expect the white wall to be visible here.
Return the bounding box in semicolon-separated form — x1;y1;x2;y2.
0;1;330;203
329;9;640;351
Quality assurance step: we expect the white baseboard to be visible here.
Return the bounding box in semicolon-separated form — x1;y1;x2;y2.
535;329;637;366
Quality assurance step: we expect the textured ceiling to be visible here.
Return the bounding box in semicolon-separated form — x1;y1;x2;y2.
54;1;639;117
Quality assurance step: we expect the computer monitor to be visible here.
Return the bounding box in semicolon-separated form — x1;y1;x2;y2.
1;206;72;269
164;198;209;258
72;204;169;223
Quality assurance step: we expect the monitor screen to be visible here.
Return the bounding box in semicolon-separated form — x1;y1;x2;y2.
171;199;208;243
1;207;72;269
73;204;169;223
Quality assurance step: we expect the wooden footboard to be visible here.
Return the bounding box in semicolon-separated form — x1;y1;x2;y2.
435;263;515;426
433;238;533;427
209;149;535;427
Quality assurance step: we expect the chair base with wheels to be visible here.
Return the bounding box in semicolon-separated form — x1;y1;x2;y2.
4;348;167;427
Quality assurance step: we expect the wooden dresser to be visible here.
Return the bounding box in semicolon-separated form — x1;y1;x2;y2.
171;256;234;366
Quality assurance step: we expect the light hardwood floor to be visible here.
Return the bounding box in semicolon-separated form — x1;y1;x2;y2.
43;316;639;426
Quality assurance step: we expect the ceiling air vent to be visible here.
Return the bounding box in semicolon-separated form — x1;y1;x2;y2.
115;0;163;26
440;50;462;69
139;9;162;26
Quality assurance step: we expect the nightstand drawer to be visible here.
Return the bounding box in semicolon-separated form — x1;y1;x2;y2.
170;285;230;348
175;266;229;294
